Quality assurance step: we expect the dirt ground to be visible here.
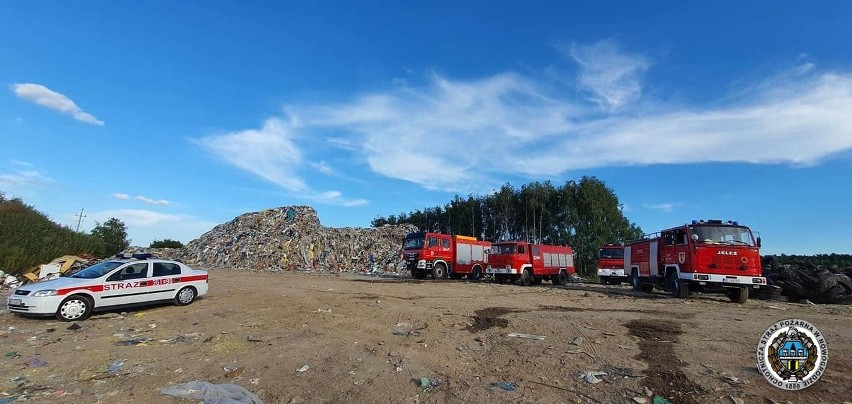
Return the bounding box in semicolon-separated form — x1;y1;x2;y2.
1;270;850;403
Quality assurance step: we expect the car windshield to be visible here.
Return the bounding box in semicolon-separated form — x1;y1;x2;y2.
599;248;624;259
404;236;425;249
69;261;124;279
491;244;517;254
690;225;755;246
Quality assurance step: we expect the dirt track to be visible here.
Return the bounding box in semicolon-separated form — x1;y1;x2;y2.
1;270;850;403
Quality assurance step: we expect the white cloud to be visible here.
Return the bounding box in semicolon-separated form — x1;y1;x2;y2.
85;209;217;247
313;161;334;175
10;160;33;167
564;39;651;111
645;203;678;213
196;118;369;207
112;193;130;200
274;62;852;193
135;195;169;206
11;83;104;126
0;170;55;187
196;118;306;192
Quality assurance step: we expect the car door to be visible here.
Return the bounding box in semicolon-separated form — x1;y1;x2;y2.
150;261;183;299
102;262;151;306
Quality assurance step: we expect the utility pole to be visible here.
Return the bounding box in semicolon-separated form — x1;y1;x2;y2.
74;209;86;232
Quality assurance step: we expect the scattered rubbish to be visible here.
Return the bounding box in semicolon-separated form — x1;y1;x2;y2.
316;309;332;313
116;337;150;346
26;357;47;367
250;378;260;385
4;351;19;358
653;396;671;404
225;366;245;378
393;322;425;337
160;380;262;404
578;370;607;384
766;305;786;310
246;335;263;342
148;323;157;329
722;373;743;385
107;359;125;375
203;336;214;343
507;333;545;340
633;397;648;404
67;323;82;331
419;377;440;389
174;368;183;374
643;387;652;396
46;328;56;333
296;365;309;373
224;365;238;372
571;336;583;345
488;381;518;392
727;396;745;404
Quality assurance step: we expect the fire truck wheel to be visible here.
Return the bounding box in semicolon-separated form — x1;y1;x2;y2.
468;266;482;281
554;270;567;286
631;270;643;291
431;263;447;279
599;277;609;285
728;287;749;303
520;269;533;286
667;271;689;299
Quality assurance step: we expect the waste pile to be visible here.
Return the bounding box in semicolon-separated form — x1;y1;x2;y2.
171;206;418;272
760;257;852;304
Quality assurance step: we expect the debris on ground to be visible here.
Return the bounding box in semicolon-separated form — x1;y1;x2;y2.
418;377;440;389
107;359;125;375
140;206;418;273
488;381;518;392
578;370;607;384
160;380;262;404
507;333;545;340
296;365;309;373
760;258;852;304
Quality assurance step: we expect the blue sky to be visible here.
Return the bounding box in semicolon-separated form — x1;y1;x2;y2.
1;1;851;254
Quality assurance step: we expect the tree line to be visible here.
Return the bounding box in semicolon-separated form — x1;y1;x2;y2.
763;254;852;268
371;177;644;275
0;193;130;274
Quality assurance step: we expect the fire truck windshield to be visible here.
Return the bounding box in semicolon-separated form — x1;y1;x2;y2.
689;225;755;246
599;248;624;259
404;236;425;249
491;244;517;254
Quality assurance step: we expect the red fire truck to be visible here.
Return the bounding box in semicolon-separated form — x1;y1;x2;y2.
402;232;490;280
486;242;574;286
597;244;626;285
627;219;765;303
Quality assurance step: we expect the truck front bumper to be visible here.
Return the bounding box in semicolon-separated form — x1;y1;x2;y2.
598;268;627;278
680;272;766;286
486;266;518;275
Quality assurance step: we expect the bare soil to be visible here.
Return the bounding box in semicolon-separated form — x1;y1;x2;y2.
1;270;850;403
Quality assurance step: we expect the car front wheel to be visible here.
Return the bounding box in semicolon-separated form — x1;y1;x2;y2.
175;286;197;306
56;295;92;322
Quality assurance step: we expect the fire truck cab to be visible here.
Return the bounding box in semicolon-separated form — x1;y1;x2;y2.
597;244;627;285
627;220;765;303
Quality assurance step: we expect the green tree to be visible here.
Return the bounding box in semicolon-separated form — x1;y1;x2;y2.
150;239;184;248
91;218;130;256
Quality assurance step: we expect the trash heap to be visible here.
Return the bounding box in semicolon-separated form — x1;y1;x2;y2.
760;257;852;303
175;206;418;272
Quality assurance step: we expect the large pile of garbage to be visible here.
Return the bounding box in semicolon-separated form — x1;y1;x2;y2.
173;206;418;272
760;257;852;303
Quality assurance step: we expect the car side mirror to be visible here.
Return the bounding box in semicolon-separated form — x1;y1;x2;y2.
756;236;761;248
691;234;699;242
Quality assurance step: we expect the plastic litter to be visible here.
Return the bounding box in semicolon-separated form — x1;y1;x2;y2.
653;396;671;404
578;370;607;384
26;357;47;367
296;365;309;373
108;359;125;374
419;377;440;389
488;381;517;392
160;380;262;404
4;351;19;358
507;333;545;340
67;323;82;331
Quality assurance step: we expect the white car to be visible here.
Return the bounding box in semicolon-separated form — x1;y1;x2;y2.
7;254;208;321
